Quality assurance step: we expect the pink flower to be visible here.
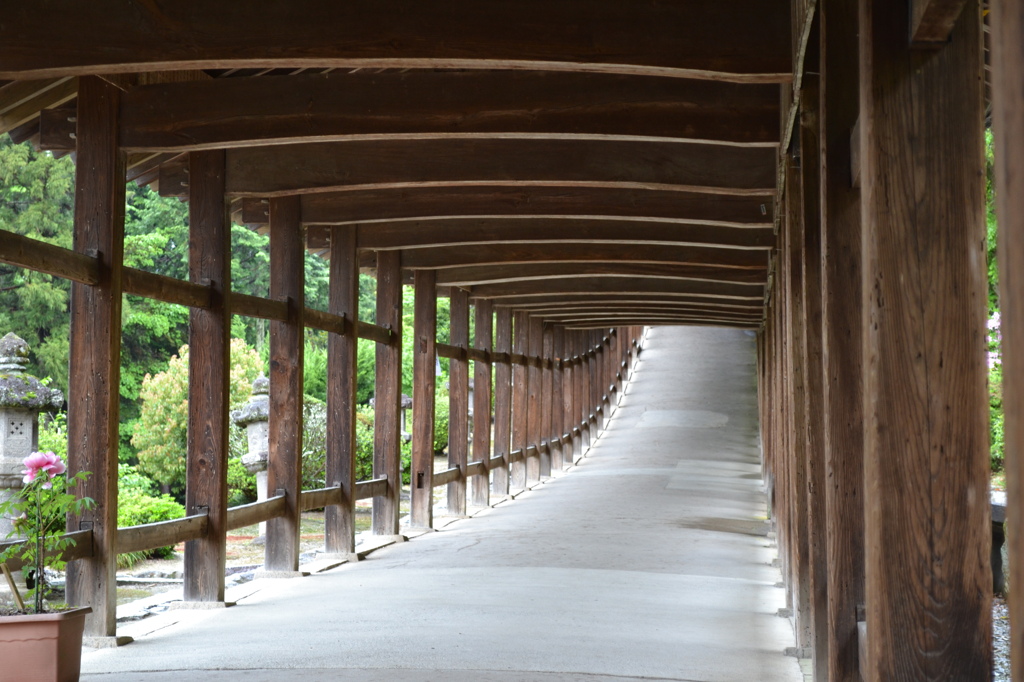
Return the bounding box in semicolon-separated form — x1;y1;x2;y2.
21;451;66;488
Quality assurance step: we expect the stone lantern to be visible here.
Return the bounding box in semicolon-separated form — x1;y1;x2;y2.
0;333;63;540
231;374;269;539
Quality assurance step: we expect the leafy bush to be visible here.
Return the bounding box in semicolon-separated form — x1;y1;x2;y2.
117;464;185;567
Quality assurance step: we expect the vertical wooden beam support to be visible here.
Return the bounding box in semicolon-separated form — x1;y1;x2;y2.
492;307;513;496
325;226;359;556
184;149;230;602
266;195;304;573
410;270;437;529
373;251;402;536
471;300;493;506
65;76;126;640
539;323;553;477
820;0;866;677
511;310;529;489
565;332;578;464
992;0;1024;672
526;317;542;483
860;2;990;678
448;287;470;516
550;324;565;471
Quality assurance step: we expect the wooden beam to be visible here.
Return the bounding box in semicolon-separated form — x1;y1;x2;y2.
0;76;77;134
0;1;791;82
0;228;100;284
410;270;437;529
184;149;230;603
65;76;126;640
221;139;776;198
505;295;765;311
540;324;554;477
266;196;304;573
468;277;764;300
325;225;359;556
526;317;543;483
860;1;990;677
911;0;969;45
373;251;403;535
511;311;530;489
471;300;493;507
491;308;513;496
429;263;768;288
449;288;470;515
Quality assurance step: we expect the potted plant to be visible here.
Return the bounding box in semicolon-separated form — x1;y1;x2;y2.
0;451;94;682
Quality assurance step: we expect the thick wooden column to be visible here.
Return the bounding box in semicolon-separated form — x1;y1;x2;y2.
526;317;542;483
550;324;565;471
326;226;359;556
564;333;578;464
410;270;437;529
184;149;230;602
820;0;865;677
491;307;513;496
373;251;403;536
992;0;1024;671
859;2;990;678
65;76;126;640
471;300;493;506
448;287;470;515
539;323;554;477
511;310;529;489
266;196;304;573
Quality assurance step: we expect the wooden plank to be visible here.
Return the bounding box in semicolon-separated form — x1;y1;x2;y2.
232;293;288;321
373;251;403;535
492;308;513;496
526;317;543;483
540;324;554;476
435;342;466;361
860;2;990;678
226;139;777;197
0;76;77;134
0;529;93;573
464;461;486;477
911;0;969;45
266;196;305;573
432;467;462;488
0;228;100;284
116;71;779;151
991;0;1024;673
226;495;288;531
410;270;437;529
184;149;230;603
118;513;209;556
468;277;764;300
511;311;530;489
304;307;347;336
325;225;359;555
356;320;395;346
507;296;764;312
64;76;126;639
820;0;866;678
0;1;791;82
355;477;389;501
123;268;212;309
301;486;343;512
448;288;470;515
471;300;493;506
437;263;767;289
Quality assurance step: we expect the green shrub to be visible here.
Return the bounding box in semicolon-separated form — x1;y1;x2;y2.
117;465;185;566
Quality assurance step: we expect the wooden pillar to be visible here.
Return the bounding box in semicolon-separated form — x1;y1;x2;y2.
266;196;304;573
526;317;542;483
539;323;554;477
448;287;470;515
373;251;402;536
820;0;865;677
410;270;437;529
511;310;529;489
992;0;1024;672
184;149;230;603
492;307;513;496
550;324;565;471
471;300;493;506
859;2;990;678
325;226;359;557
65;76;126;640
564;332;577;464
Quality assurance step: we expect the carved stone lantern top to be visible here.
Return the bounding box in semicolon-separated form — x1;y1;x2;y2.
0;333;62;410
232;374;270;426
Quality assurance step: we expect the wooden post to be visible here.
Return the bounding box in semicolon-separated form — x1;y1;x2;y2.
325;225;359;556
859;2;990;678
550;324;565;471
266;195;304;573
564;332;577;464
471;300;493;506
526;316;542;483
992;0;1024;672
448;287;470;515
373;251;403;536
65;76;126;640
410;270;437;529
492;307;513;496
511;310;529;489
820;0;865;677
539;323;553;477
184;149;230;602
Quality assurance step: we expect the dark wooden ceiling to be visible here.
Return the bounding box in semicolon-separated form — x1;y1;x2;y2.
0;0;801;330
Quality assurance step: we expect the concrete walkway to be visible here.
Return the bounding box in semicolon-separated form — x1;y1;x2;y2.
82;326;803;682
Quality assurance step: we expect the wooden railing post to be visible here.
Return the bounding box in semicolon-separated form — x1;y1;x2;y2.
540;323;554;477
550;324;565;471
526;316;542;484
471;300;493;506
65;76;126;642
373;251;403;536
448;287;470;516
410;270;437;529
325;225;359;557
265;195;304;574
511;311;529;489
491;307;513;496
184;149;230;602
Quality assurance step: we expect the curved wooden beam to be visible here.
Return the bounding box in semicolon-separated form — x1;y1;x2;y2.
0;1;790;82
430;263;767;287
468;276;764;300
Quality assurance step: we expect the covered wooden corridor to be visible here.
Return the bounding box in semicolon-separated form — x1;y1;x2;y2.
0;1;1020;680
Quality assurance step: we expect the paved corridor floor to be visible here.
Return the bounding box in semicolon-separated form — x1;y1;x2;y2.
82;326;803;682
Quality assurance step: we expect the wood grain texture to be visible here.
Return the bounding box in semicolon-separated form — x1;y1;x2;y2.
911;0;969;44
551;325;566;471
860;1;990;678
540;324;554;477
373;251;403;535
433;263;767;289
472;301;493;506
492;308;513;496
65;77;126;638
0;227;99;284
448;288;470;515
510;311;529;489
0;1;790;82
411;270;437;529
526;317;543;483
467;277;764;301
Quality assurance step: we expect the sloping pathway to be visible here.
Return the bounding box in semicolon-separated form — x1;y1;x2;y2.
82;326;802;682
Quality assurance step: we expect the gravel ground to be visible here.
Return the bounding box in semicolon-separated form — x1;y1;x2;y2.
995;596;1010;681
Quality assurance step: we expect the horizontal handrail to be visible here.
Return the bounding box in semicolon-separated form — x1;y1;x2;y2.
227;494;287;531
489;455;506;467
233;292;288;321
117;509;209;555
301;485;342;511
465;460;487;477
355;476;388;500
123;267;212;309
304;308;347;336
356;321;395;345
435;342;466;361
0;529;94;573
508;448;525;463
432;467;461;487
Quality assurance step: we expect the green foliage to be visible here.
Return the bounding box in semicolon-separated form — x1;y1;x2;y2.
117;464;185;566
433;386;451;453
987;131;1004;473
226;457;257;508
37;410;67;461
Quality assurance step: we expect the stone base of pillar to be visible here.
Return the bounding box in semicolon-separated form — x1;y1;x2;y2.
83;635;134;649
168;600;236;610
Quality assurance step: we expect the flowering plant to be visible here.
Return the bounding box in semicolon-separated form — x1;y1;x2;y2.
0;452;94;613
